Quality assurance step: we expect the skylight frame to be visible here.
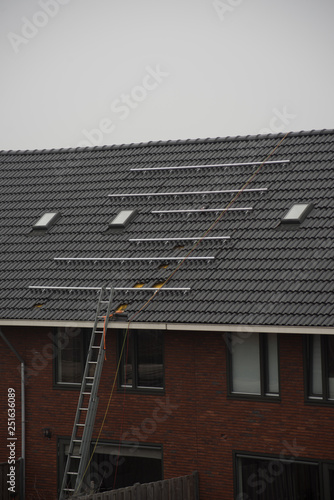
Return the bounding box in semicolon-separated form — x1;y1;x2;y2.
282;203;314;224
32;212;61;232
107;209;138;232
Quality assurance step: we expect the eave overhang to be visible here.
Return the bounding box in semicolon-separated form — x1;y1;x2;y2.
0;319;332;335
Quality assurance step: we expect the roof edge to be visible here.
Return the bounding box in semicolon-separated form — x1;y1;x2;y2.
0;319;333;335
1;128;333;156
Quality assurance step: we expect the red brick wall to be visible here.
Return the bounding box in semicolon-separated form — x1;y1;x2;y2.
0;326;333;500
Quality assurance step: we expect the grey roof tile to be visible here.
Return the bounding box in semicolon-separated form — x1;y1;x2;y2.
0;130;333;327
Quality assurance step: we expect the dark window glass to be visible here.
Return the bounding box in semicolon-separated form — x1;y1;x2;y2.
307;335;334;402
55;327;89;385
58;439;162;496
120;332;134;387
137;331;163;388
236;455;320;500
119;330;164;390
327;336;334;399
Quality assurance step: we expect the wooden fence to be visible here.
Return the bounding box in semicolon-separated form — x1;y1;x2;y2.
77;471;199;500
0;459;21;499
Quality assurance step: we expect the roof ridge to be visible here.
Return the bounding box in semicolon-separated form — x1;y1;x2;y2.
0;128;333;156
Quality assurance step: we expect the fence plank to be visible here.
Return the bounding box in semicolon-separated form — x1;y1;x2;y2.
161;479;169;500
76;471;199;500
146;482;154;500
152;481;162;500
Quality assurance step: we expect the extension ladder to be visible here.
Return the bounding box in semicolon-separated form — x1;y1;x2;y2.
59;285;114;499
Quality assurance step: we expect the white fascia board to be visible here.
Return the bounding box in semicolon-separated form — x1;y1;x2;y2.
165;323;334;335
0;319;333;335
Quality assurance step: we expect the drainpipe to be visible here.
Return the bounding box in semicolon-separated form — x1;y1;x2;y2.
0;328;25;500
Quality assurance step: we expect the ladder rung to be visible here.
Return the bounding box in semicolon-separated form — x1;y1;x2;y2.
89;361;97;364
94;330;104;333
86;376;94;379
73;439;82;442
76;423;85;426
64;488;75;491
91;345;100;349
79;407;88;410
82;391;91;395
67;471;79;475
70;455;81;459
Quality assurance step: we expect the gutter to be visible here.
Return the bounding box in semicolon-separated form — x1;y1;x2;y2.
0;328;25;500
0;319;333;335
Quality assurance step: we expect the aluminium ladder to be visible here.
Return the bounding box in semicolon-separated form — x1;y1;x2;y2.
59;285;114;499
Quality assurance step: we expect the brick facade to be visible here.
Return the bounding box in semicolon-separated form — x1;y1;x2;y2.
0;325;333;499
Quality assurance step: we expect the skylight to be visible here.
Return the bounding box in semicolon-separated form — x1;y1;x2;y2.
107;209;137;232
33;212;60;231
282;204;313;224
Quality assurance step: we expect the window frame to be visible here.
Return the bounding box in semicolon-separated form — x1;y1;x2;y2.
305;334;334;405
226;332;280;401
117;329;165;394
233;451;323;500
58;437;163;497
53;327;90;390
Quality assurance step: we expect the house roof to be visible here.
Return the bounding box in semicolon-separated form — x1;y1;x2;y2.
0;129;333;328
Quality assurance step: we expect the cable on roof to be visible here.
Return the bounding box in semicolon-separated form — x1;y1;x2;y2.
79;131;291;491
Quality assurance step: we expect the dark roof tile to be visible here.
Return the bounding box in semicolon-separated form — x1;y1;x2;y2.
0;130;333;327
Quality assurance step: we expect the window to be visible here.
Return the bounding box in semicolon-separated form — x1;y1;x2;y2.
107;209;138;233
119;330;164;391
32;212;61;232
306;335;334;402
227;333;279;398
235;454;320;500
282;203;313;224
58;439;162;495
54;327;90;386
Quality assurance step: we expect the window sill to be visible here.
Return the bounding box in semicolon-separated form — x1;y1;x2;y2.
117;387;165;395
305;398;334;407
227;393;281;402
53;382;82;391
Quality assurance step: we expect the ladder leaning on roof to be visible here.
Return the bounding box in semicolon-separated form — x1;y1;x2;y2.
59;285;114;500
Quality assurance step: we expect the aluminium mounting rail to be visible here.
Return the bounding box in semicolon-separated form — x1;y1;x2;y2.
59;285;114;500
108;188;267;197
130;160;290;171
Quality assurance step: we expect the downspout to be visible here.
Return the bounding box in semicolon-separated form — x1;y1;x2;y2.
0;328;25;500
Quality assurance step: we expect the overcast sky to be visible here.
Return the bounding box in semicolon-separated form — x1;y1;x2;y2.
1;0;333;151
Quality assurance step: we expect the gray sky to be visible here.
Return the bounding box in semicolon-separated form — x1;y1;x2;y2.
1;0;334;151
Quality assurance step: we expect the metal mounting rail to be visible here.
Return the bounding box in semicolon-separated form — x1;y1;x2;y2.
59;285;114;500
130;160;290;171
108;188;267;197
29;285;191;291
129;236;230;241
152;207;252;214
53;256;214;261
